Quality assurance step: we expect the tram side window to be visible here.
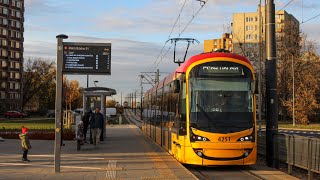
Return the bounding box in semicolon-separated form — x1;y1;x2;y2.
152;92;157;125
162;87;169;127
170;88;179;129
143;95;149;123
148;94;152;123
178;80;187;135
156;88;163;126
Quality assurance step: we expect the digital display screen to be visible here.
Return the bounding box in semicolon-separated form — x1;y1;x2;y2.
63;42;111;75
199;66;243;76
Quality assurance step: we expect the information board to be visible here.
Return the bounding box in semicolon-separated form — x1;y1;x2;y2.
63;42;111;75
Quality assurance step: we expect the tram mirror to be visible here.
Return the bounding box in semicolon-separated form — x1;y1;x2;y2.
174;80;180;93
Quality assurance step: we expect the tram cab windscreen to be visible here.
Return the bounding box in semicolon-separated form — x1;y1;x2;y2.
188;61;254;134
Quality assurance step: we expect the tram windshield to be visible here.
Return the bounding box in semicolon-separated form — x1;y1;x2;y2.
189;61;254;134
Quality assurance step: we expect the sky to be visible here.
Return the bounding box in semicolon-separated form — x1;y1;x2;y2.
24;0;320;103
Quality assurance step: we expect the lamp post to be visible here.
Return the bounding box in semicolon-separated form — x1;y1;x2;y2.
93;81;99;108
292;55;295;126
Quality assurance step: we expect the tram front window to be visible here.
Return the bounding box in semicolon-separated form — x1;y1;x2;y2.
189;63;254;134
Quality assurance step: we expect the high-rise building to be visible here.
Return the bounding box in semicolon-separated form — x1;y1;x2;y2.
0;0;24;111
232;5;299;60
204;33;233;53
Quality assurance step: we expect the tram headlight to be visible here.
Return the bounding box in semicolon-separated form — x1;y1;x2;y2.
237;135;255;142
191;134;210;142
190;130;210;142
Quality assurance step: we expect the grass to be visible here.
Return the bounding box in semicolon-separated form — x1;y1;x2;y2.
278;124;320;130
260;120;320;130
0;118;55;130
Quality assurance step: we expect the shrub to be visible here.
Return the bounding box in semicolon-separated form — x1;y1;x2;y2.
0;129;75;140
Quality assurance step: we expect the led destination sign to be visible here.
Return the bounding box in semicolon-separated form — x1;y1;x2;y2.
63;42;111;75
200;66;243;76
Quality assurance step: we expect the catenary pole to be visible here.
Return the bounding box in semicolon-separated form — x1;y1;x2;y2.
265;0;279;168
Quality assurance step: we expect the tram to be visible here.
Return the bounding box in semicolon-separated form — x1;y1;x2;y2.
142;51;257;166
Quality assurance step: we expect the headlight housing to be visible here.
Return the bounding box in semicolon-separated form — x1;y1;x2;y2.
190;128;210;142
237;134;255;142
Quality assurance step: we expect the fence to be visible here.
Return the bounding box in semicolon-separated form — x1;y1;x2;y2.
258;131;320;180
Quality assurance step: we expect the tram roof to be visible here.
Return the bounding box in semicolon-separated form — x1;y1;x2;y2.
176;52;251;73
145;52;251;95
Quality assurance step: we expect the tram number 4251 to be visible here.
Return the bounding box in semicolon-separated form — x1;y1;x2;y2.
218;137;231;142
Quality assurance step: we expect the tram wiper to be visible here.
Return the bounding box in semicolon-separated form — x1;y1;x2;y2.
196;104;222;133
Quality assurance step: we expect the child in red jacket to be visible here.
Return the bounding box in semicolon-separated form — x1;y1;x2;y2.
19;126;32;162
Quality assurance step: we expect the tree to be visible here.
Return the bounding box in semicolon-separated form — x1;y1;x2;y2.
22;58;55;111
63;78;82;110
279;34;320;124
106;100;117;108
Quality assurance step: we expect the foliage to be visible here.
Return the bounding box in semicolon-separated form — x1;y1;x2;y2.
0;129;75;140
279;34;320;125
63;78;83;110
106;99;117;108
22;58;56;111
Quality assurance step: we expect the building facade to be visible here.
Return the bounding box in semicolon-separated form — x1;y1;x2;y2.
0;0;24;112
232;5;299;60
204;33;233;53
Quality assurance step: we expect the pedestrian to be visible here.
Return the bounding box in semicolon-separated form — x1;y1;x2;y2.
19;126;31;162
82;109;92;143
90;107;104;146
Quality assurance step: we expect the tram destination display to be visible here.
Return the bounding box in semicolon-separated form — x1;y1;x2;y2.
63;42;111;75
199;65;243;76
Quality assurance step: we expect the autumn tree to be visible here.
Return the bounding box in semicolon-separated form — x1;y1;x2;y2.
280;35;320;124
63;78;82;110
106;100;117;108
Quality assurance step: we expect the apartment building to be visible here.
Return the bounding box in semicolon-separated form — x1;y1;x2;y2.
232;5;299;60
204;33;233;53
0;0;24;111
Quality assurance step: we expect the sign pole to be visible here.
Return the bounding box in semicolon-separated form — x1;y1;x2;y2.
55;34;68;173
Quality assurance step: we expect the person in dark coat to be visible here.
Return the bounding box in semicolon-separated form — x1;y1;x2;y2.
82;109;92;143
90;107;104;146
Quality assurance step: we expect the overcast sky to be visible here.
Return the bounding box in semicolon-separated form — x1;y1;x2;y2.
24;0;320;102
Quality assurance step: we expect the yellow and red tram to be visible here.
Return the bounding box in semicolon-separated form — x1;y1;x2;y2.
142;51;257;166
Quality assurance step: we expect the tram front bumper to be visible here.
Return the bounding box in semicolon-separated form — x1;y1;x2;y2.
184;142;257;166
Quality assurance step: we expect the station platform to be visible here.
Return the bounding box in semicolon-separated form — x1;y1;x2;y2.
0;124;196;180
0;110;301;180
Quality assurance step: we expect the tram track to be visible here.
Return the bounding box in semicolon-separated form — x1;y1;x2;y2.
186;165;265;180
124;109;265;180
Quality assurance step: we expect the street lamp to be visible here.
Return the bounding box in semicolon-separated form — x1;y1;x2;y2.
93;80;98;87
292;55;295;126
